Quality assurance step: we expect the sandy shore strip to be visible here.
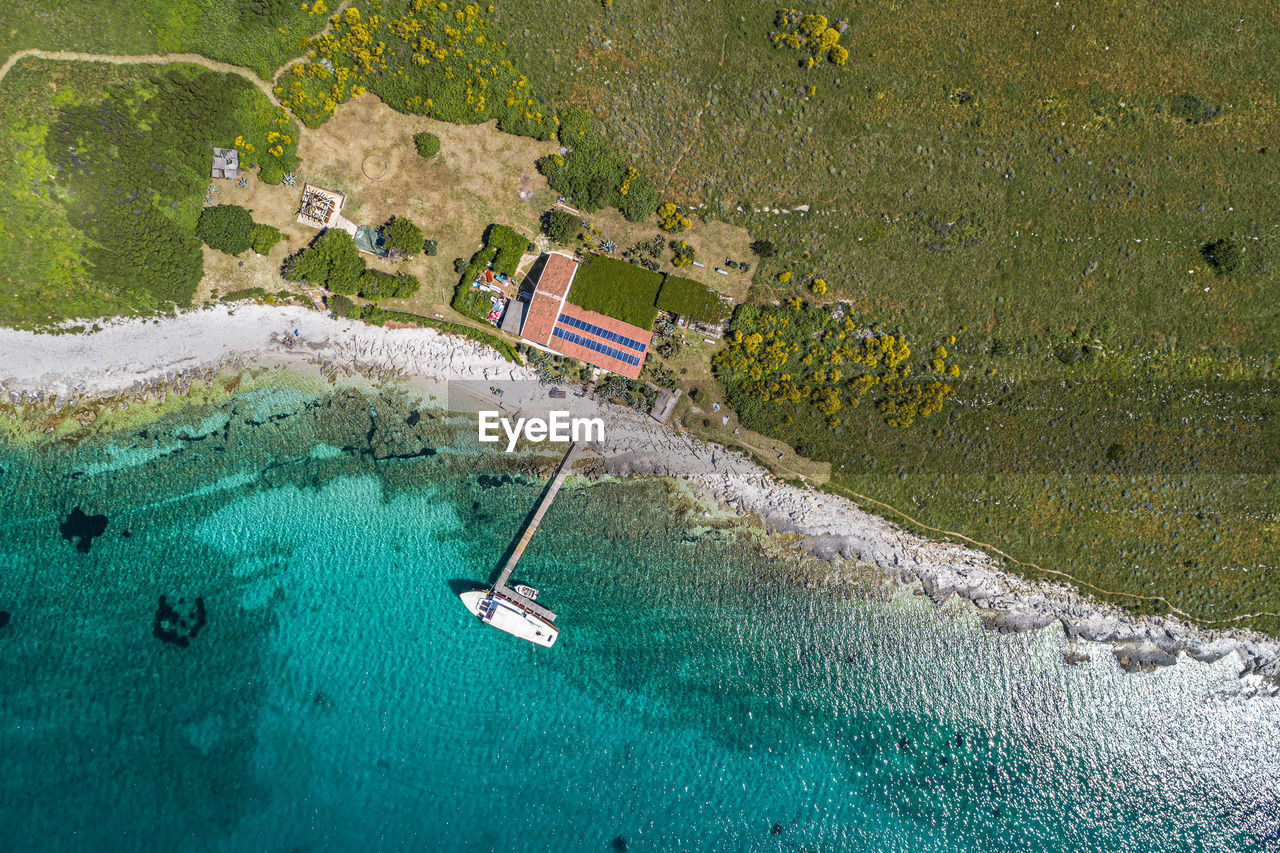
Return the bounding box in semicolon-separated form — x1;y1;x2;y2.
2;304;1277;681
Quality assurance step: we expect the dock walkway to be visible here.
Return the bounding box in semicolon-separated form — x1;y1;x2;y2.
491;442;583;623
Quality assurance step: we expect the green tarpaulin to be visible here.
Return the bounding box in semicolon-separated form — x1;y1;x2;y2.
354;225;388;257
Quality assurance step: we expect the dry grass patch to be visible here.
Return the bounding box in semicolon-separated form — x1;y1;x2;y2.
192;92;561;320
289;93;558;315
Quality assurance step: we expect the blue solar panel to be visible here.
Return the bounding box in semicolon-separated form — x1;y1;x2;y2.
557;313;647;353
552;326;642;367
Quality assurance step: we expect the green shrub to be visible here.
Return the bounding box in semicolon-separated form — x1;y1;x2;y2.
567;256;663;328
670;239;696;268
381;216;425;258
540;209;578;244
413;131;440;158
283;228;365;294
1202;238;1244;275
333;297;520;362
249;223;283;255
328;293;355;317
423;239;438;256
196;205;254;255
221;286;276;302
536;107;658;222
750;239;777;258
358;268;421;301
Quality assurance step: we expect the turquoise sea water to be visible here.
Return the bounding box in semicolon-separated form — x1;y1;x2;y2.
1;383;1277;852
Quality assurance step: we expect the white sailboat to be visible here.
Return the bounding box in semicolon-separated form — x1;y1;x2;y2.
460;589;559;647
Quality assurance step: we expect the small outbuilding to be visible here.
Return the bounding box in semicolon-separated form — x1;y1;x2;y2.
211;147;239;180
296;183;345;229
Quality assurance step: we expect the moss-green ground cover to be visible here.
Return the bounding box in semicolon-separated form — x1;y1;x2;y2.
0;59;299;327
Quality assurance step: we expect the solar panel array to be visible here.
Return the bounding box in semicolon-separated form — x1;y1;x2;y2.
552;326;642;367
557;313;648;353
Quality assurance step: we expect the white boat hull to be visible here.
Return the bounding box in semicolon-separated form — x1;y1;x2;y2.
460;590;559;647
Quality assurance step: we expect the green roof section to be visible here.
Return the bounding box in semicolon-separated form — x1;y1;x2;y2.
566;255;662;329
656;275;729;324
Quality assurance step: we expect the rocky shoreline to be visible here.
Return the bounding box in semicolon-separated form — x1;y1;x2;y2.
3;303;1277;682
582;409;1280;682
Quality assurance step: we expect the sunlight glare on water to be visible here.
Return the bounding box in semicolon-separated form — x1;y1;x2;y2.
0;384;1275;852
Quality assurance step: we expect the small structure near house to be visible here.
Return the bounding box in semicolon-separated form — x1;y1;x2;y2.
500;298;527;335
211;147;239;180
649;387;682;424
297;183;345;229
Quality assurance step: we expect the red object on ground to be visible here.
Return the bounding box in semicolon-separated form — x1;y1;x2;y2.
485;270;494;282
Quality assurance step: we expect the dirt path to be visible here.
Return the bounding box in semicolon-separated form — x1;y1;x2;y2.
0;49;283;103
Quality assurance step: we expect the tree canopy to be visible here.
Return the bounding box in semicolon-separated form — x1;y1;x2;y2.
283;229;365;294
540;209;578;244
1202;238;1244;275
381;216;425;258
196;205;254;255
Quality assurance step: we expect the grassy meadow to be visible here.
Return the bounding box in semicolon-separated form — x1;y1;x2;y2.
489;0;1280;631
0;0;333;77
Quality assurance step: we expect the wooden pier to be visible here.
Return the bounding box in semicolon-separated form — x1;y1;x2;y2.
490;442;583;623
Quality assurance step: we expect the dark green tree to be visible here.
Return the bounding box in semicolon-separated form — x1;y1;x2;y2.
196;205;254;255
381;216;425;259
540;209;578;244
413;131;440;158
1202;238;1244;275
283;229;365;294
750;239;777;258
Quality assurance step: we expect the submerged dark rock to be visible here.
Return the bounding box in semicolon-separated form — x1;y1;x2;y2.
770;822;784;835
478;473;518;489
611;837;628;852
0;611;10;629
152;595;207;648
59;507;108;553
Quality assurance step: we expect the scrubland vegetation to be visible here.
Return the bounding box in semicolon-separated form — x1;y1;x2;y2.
488;0;1280;630
1;0;333;77
0;60;299;327
276;0;554;140
536;107;659;222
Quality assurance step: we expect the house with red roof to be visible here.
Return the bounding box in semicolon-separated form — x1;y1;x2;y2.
514;253;653;380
